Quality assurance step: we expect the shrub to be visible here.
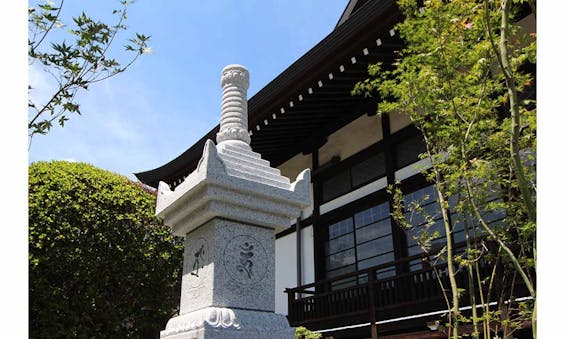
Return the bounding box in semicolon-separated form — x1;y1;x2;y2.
296;326;322;339
29;161;183;338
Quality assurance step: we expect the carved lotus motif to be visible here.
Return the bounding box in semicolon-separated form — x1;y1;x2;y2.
160;307;241;337
217;127;251;144
221;67;249;89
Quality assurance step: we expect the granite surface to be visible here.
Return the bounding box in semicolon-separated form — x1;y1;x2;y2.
157;65;308;339
161;307;295;339
180;219;275;314
156;139;310;236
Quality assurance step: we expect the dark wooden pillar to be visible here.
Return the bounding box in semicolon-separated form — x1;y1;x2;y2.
368;268;378;338
296;216;302;288
311;149;325;285
286;288;295;323
381;114;408;275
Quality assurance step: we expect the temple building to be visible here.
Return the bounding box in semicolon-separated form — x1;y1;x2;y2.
136;0;535;337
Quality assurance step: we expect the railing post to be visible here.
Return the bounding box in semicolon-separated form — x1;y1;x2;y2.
286;289;295;324
368;268;378;339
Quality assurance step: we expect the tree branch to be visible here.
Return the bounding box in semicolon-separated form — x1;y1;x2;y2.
32;0;65;51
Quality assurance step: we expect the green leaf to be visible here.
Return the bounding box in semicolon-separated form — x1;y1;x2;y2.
29;161;183;337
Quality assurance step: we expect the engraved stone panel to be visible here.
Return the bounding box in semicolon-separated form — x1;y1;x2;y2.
180;224;215;314
214;220;275;312
184;236;210;288
223;234;268;286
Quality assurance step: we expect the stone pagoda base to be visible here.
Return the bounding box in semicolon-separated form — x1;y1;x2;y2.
160;307;294;339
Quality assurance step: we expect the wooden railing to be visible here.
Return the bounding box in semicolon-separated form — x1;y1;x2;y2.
285;247;494;329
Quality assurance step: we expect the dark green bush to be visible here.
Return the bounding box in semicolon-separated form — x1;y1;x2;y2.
29;161;183;338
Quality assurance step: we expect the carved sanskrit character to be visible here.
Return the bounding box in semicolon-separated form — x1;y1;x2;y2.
191;244;205;277
236;242;254;279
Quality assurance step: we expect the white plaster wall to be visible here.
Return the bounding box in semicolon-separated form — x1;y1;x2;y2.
320;177;387;215
274;224;315;315
278;152;312;182
395;158;432;181
319;114;382;166
275;232;297;315
389;111;412;134
277;153;313;222
301;225;315;285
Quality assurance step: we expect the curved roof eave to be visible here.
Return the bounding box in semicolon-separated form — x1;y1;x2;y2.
135;0;400;188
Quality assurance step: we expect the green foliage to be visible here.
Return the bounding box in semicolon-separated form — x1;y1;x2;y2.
28;0;150;142
295;326;322;339
355;0;536;337
29;161;183;338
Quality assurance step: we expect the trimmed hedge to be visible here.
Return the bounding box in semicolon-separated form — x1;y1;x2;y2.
29;161;183;338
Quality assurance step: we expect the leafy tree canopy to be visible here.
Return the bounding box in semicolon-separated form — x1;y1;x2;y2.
28;0;150;144
353;0;536;337
29;161;183;338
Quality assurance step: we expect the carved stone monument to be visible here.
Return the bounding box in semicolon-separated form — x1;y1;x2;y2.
156;65;311;339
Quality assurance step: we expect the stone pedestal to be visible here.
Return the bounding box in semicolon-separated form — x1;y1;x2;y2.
155;65;310;339
160;308;293;339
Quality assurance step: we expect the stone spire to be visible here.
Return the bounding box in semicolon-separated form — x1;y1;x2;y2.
216;64;251;145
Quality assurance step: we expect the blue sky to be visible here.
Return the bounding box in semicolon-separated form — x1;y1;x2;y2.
28;0;349;179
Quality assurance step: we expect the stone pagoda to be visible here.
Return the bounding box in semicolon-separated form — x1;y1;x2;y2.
155;64;311;339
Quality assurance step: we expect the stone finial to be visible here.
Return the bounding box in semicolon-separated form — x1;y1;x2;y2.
216;64;251;145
